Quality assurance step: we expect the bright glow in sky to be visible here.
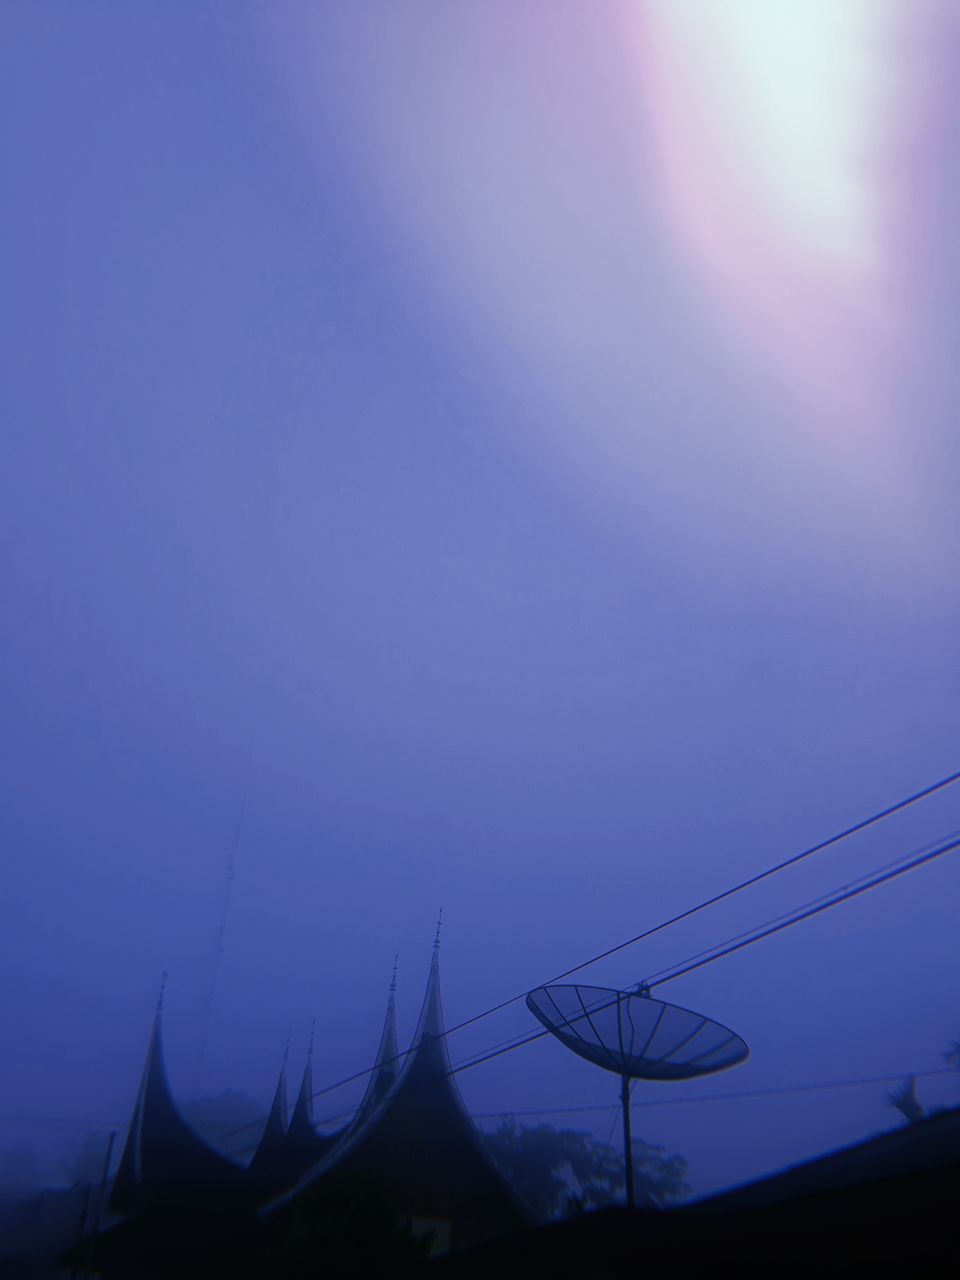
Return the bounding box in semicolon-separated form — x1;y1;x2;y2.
259;1;954;554
4;1;960;1205
636;1;899;418
649;1;885;269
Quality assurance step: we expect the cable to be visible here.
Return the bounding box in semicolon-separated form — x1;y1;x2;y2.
206;818;960;1156
172;813;960;1155
211;1021;561;1149
403;832;960;1100
301;766;960;1110
8;1065;956;1139
643;827;960;986
471;1066;960;1119
653;832;960;988
628;1067;959;1108
435;766;960;1043
155;771;960;1149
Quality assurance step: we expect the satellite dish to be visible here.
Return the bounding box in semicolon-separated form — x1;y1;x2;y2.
526;984;749;1207
526;984;749;1081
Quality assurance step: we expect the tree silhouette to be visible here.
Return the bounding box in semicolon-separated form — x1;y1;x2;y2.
886;1076;925;1126
483;1120;688;1220
944;1037;960;1070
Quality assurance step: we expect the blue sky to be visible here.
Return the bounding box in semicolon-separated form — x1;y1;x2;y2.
2;2;959;1197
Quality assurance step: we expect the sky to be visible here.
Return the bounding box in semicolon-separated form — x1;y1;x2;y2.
1;1;959;1200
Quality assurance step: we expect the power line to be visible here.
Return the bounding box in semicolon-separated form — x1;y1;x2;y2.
435;765;960;1043
223;1054;960;1160
652;832;960;989
6;1067;957;1139
626;1067;960;1109
386;831;960;1103
471;1068;960;1119
304;768;960;1111
137;769;960;1150
212;818;960;1154
212;1022;559;1148
474;831;960;1077
297;776;960;1111
644;827;960;986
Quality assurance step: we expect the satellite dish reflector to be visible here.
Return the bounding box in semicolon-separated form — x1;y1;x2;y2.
526;984;749;1209
526;984;749;1080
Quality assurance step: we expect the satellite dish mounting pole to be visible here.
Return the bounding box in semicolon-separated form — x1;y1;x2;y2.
620;1074;634;1210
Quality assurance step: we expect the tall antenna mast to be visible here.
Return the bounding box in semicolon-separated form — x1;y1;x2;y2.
194;784;247;1092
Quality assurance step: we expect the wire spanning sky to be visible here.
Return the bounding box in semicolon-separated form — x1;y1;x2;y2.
2;2;959;1199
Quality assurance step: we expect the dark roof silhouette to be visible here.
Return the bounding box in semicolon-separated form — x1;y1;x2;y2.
89;949;529;1270
433;1107;960;1277
350;970;400;1130
695;1102;960;1212
266;941;531;1250
246;1058;288;1188
270;1041;342;1188
109;1005;249;1215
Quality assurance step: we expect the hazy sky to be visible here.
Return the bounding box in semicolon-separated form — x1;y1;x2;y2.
2;2;959;1198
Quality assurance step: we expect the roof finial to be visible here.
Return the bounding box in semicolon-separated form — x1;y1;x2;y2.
434;908;443;951
390;954;399;994
282;1030;291;1065
307;1017;316;1059
156;971;168;1016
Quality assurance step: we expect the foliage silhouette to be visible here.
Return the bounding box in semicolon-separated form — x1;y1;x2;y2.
886;1076;925;1125
482;1119;688;1220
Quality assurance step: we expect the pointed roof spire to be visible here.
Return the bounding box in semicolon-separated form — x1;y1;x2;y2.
434;908;443;951
290;1038;314;1132
269;1057;289;1132
110;984;248;1215
353;962;402;1127
418;925;445;1042
264;937;531;1244
249;1043;289;1186
272;1025;341;1186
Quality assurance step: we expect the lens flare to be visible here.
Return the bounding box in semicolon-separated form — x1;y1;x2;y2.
633;1;901;422
260;1;949;562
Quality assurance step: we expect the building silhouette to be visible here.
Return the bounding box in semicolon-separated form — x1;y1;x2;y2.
81;937;530;1274
264;934;530;1253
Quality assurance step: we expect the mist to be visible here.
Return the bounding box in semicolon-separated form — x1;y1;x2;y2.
2;1;959;1239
